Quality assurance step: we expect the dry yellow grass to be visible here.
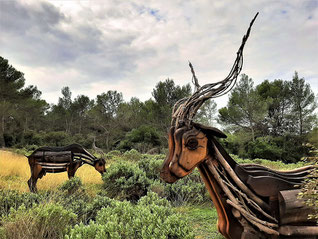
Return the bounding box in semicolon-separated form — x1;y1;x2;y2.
0;150;103;193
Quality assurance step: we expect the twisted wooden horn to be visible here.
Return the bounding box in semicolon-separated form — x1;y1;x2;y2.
172;12;259;128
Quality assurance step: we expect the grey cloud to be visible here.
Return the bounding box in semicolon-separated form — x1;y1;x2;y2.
0;0;155;84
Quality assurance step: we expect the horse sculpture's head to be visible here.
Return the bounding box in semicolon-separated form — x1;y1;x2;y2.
160;13;258;184
94;158;106;174
160;123;226;183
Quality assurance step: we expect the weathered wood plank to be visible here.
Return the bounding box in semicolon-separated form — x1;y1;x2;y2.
279;189;317;225
279;225;318;236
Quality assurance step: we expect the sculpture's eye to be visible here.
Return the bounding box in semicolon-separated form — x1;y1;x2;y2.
186;138;198;150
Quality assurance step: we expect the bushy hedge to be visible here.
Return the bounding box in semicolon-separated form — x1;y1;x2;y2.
221;134;310;163
0;190;44;217
1;203;77;239
163;169;208;206
65;192;194;239
102;161;151;201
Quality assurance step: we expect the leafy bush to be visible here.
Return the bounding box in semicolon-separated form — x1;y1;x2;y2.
84;192;114;223
222;133;311;163
56;177;90;221
247;137;284;161
163;169;208;206
0;190;43;217
102;161;151;201
65;192;194;239
42;131;72;146
58;176;83;194
118;125;161;153
1;203;76;239
137;156;163;180
299;149;318;223
123;149;141;161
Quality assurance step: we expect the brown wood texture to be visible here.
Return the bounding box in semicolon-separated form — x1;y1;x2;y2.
279;190;317;225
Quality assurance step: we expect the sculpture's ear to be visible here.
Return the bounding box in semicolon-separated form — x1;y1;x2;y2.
192;122;227;138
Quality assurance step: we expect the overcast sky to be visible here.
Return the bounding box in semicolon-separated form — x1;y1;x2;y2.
0;0;317;109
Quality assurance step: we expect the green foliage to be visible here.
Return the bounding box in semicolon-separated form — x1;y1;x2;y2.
102;161;151;201
247;136;284;161
231;154;306;170
123;149;142;161
58;176;83;194
222;132;310;163
65;192;194;239
137;156;163;180
163;169;209;206
0;190;43;217
218;74;270;139
118;125;161;153
56;177;90;221
299;150;318;223
42;131;72;146
1;203;77;239
84;192;114;223
308;127;318;148
101;155;209;205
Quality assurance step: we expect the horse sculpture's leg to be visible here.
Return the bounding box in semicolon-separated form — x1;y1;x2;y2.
67;161;82;179
27;158;43;193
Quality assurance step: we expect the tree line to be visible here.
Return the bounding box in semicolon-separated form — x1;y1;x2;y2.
0;56;317;162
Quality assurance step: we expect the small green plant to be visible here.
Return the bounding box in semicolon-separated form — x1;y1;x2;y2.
137;156;163;180
102;161;151;201
0;190;43;217
65;192;194;239
1;203;77;239
56;177;91;222
84;192;114;223
298;150;318;223
123;149;141;161
58;176;83;194
164;169;208;206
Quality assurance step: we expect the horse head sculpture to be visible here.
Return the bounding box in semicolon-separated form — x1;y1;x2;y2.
93;158;106;174
160;13;318;239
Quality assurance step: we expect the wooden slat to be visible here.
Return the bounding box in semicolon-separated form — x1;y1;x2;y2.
279;190;317;225
279;225;318;236
32;151;71;157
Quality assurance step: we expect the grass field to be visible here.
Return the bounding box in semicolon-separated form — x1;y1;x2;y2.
0;150;103;194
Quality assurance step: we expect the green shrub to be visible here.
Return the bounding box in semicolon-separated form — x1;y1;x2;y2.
58;177;83;194
1;203;76;239
84;192;114;223
123;149;141;161
42;131;72;146
102;161;151;201
137;156;163;180
118;125;161;153
0;190;43;217
105;150;122;161
56;177;90;221
164;169;208;206
299;151;318;223
65;192;194;239
247;137;284;161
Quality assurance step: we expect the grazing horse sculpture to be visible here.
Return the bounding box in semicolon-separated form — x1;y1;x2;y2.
26;144;106;192
160;13;318;239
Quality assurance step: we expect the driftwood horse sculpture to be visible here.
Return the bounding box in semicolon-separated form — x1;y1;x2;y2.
26;144;106;192
160;13;318;239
